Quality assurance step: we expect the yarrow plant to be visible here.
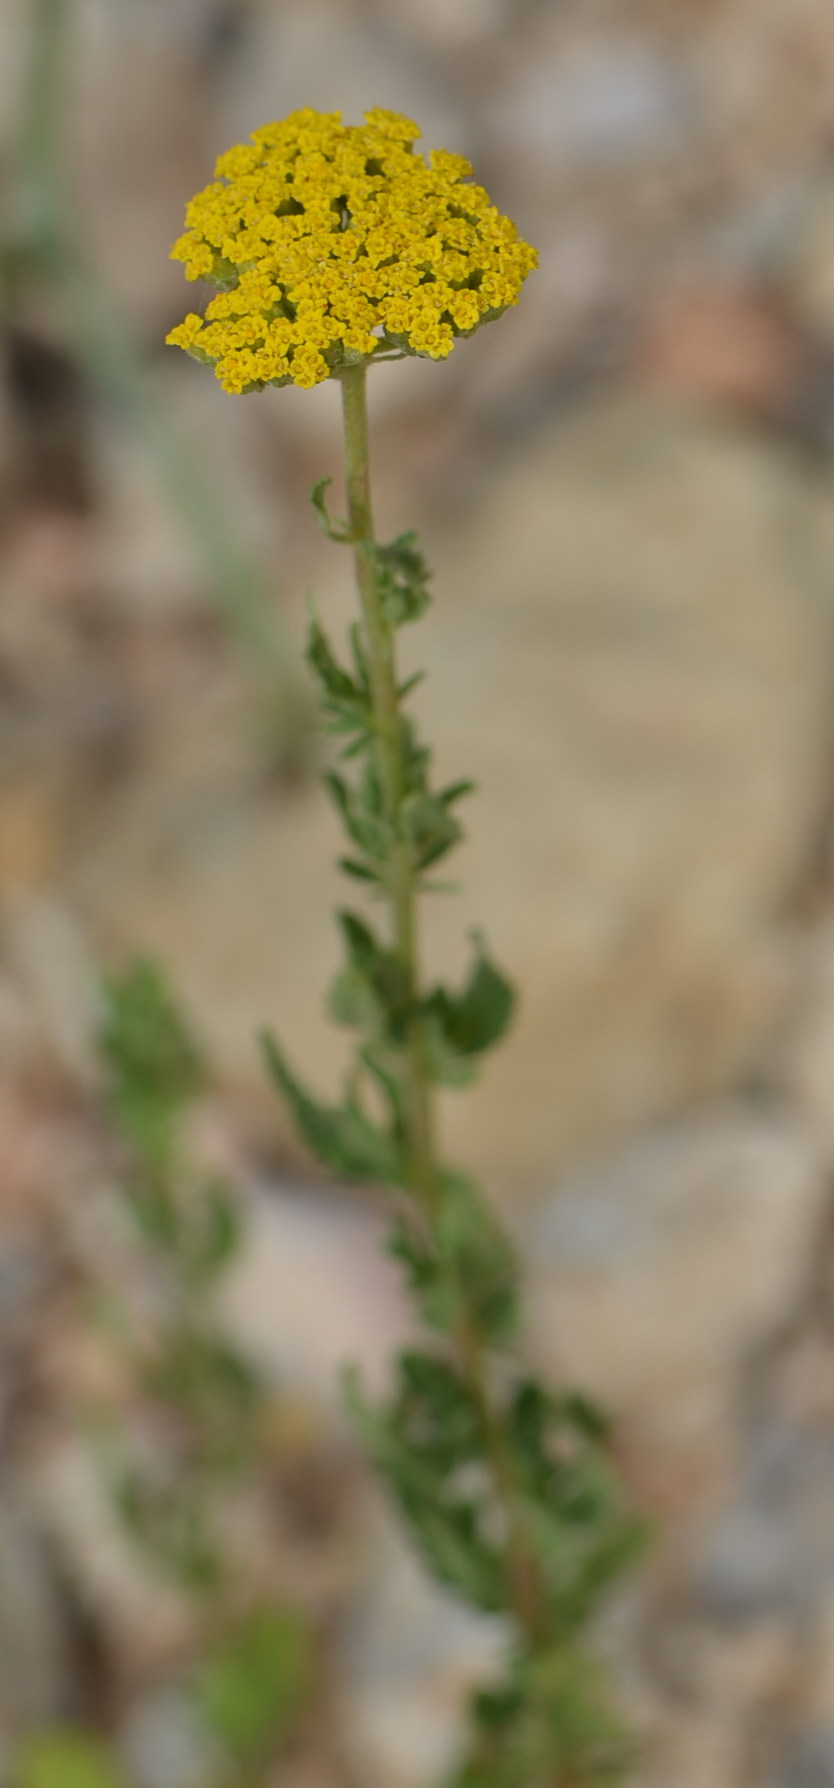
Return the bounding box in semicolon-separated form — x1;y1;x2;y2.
168;109;640;1787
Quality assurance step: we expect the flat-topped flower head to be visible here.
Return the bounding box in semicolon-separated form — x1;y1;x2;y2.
166;107;537;394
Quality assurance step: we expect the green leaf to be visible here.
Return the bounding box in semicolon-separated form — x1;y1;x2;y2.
505;1380;645;1633
306;616;370;742
327;963;382;1031
16;1733;127;1788
389;1175;519;1342
401;720;433;794
401;791;463;871
99;960;205;1166
127;1175;242;1280
111;1465;223;1591
359;1041;408;1129
345;1361;506;1611
450;1646;631;1787
420;1011;479;1087
440;778;476;808
328;910;411;1036
325;770;395;865
310;475;352;543
141;1327;260;1436
339;856;383;883
373;530;432;626
261;1034;406;1184
123;1178;183;1253
194;1605;312;1763
426;941;516;1059
185;1177;242;1283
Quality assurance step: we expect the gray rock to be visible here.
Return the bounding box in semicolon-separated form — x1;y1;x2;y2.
695;1503;812;1623
773;1730;834;1788
496;37;695;168
220;1182;407;1413
119;1688;224;1788
524;1101;826;1462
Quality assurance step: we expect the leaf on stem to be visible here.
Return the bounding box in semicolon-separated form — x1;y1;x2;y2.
373;530;432;627
345;1356;507;1611
328;909;411;1035
261;1033;407;1184
389;1173;519;1342
401;790;463;871
310;475;352;543
425;939;516;1063
325;769;396;866
99;960;206;1168
450;1645;633;1787
306;615;370;745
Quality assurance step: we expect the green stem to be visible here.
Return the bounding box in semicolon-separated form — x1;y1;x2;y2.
340;362;437;1204
338;360;549;1655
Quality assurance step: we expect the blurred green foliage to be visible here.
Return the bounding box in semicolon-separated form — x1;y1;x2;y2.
14;963;313;1788
97;961;261;1592
193;1605;312;1768
17;1733;127;1788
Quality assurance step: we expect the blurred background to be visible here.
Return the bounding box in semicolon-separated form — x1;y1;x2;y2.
5;1;834;1784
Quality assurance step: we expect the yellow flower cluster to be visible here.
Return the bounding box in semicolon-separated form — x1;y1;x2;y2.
166;107;537;394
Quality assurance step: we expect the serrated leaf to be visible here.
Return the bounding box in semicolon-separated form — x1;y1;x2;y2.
261;1034;406;1184
505;1379;645;1633
132;1176;241;1280
99;960;205;1166
345;1361;505;1610
306;617;370;740
359;1042;407;1128
328;911;411;1036
185;1177;242;1282
451;1646;631;1788
328;962;383;1030
420;1010;479;1087
427;942;516;1059
324;767;351;822
401;791;463;871
339;856;383;883
390;1177;519;1341
373;530;432;627
325;770;394;864
440;778;476;808
310;475;352;542
306;617;356;702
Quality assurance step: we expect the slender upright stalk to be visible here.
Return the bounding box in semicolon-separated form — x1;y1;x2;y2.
339;359;549;1654
340;362;438;1206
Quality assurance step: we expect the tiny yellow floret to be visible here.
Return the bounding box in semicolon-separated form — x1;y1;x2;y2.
166;108;537;393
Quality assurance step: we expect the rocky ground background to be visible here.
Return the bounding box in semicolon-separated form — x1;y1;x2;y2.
6;0;834;1783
